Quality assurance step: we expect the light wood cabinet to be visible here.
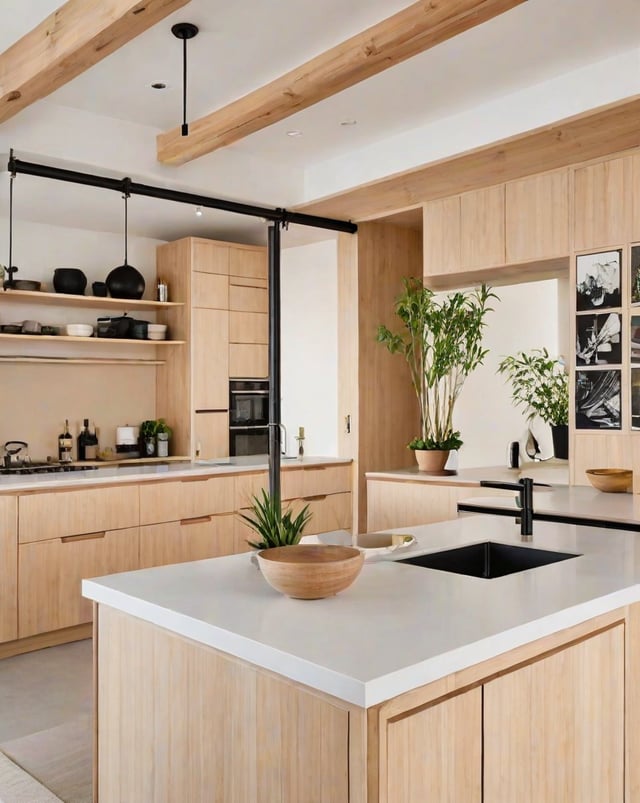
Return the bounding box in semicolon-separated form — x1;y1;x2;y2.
194;411;229;459
632;153;640;241
460;185;505;269
18;527;139;638
505;169;569;262
18;485;139;544
573;156;629;250
229;311;268;344
229;343;268;378
0;496;17;643
139;514;236;569
191;239;229;274
192;271;228;309
423;197;461;275
484;624;624;802
234;471;269;510
295;492;352;535
229;246;267;280
193;308;229;410
282;464;352;500
386;687;482;803
229;284;268;314
139;475;235;525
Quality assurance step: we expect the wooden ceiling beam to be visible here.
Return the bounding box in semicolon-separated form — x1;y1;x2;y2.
0;0;192;125
297;95;640;221
157;0;526;166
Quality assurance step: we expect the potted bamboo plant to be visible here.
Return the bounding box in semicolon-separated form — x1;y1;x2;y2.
497;348;569;459
377;278;496;473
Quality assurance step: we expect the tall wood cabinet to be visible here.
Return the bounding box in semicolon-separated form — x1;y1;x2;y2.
156;237;267;460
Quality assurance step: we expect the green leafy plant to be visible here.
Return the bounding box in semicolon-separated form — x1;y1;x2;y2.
240;489;312;550
497;348;568;426
377;278;497;451
155;418;172;437
139;419;159;439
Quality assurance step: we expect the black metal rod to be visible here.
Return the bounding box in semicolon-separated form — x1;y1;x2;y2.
268;223;282;508
7;156;358;234
181;37;188;136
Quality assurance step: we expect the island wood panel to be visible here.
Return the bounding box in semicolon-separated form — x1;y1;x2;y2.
229;311;268;344
505;169;569;262
339;221;421;530
571;432;633;487
139;475;235;525
192;271;229;309
625;603;640;799
483;624;624;803
422;196;461;276
460;185;505;268
156;238;192;457
194;411;229;459
18;485;139;543
229;284;268;313
573;155;631;250
229;247;267;281
18;527;139;638
0;496;17;643
633;153;640;240
192;307;229;410
384;687;482;803
139;514;236;568
191;239;230;274
367;479;513;531
229;343;268;378
281;464;352;500
97;606;351;802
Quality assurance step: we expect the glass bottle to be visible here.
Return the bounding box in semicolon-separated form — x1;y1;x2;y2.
58;419;73;463
77;418;90;461
85;422;99;460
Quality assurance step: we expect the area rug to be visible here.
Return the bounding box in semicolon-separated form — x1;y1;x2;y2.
0;752;62;803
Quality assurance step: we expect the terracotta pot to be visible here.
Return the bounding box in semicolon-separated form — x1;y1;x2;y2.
414;448;450;473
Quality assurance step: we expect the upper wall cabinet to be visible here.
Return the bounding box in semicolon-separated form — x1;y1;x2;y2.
505;170;569;262
460;186;505;270
573;156;630;250
423;196;461;276
632;153;640;242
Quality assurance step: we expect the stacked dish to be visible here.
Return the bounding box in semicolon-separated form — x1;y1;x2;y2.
64;324;94;337
147;323;167;341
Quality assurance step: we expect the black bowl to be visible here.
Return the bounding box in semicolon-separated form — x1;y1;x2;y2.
92;281;108;297
53;268;87;295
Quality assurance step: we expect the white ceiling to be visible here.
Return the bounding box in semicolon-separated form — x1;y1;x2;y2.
0;0;638;245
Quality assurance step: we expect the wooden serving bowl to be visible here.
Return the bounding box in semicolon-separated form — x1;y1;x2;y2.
585;468;632;493
257;544;364;599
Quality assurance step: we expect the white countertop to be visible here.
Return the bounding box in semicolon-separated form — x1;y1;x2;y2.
0;455;350;493
459;484;640;527
366;460;569;486
83;515;640;708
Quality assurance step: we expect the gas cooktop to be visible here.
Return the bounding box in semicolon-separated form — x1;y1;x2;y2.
0;462;98;475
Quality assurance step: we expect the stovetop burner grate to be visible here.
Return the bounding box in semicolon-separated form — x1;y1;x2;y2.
0;461;98;475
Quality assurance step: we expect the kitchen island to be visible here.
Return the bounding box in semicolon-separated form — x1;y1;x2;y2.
84;515;640;802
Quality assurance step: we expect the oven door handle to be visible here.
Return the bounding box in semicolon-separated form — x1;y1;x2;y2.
229;425;269;431
230;390;269;395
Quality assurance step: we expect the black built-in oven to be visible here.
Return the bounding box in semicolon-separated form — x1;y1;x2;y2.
229;379;269;456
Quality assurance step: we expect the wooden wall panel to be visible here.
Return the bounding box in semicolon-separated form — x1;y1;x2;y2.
573;156;630;250
506;169;569;262
0;496;17;643
423;197;461;276
633;153;640;241
460;185;505;268
572;432;633;486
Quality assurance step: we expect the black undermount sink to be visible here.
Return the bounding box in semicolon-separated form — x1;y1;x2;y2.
397;541;580;579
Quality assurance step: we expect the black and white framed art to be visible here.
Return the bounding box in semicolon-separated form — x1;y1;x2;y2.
631;245;640;304
632;369;640;429
575;369;621;430
575;312;621;366
576;250;622;311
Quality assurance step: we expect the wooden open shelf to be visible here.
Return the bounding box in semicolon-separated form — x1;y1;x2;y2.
0;288;183;311
0;356;165;365
0;333;184;345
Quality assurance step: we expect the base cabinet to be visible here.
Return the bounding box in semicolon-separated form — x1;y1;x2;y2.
140;514;236;568
0;497;17;643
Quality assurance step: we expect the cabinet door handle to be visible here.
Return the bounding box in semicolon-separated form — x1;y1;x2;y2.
180;515;212;526
181;476;210;483
61;531;106;543
303;466;325;472
302;494;327;502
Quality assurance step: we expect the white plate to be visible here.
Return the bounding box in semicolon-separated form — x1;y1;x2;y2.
355;532;416;558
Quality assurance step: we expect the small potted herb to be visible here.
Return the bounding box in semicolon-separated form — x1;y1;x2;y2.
155;418;172;458
139;419;159;457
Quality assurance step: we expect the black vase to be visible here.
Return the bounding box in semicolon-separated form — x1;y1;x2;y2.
53;268;87;295
106;263;145;300
551;424;569;460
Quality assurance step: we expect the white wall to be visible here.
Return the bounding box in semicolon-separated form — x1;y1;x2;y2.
281;239;338;457
451;279;563;469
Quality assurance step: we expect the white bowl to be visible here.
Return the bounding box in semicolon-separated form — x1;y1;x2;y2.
64;323;93;337
147;331;167;340
147;324;167;333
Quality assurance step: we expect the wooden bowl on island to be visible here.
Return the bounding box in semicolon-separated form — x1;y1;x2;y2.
257;544;364;599
585;468;632;493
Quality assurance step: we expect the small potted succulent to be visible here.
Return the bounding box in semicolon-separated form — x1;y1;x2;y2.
239;489;312;551
155;418;172;458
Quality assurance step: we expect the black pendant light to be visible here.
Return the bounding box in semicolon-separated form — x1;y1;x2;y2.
172;22;199;137
105;187;145;300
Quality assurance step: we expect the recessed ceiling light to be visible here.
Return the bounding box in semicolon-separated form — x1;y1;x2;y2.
340;119;357;126
286;130;303;137
151;82;167;90
195;206;203;217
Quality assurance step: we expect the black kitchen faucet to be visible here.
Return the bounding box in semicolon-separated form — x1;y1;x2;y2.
477;477;535;538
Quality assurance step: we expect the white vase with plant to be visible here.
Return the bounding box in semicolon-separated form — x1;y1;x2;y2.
377;277;497;473
497;348;569;459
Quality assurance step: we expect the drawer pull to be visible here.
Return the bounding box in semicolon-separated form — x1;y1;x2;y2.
181;476;210;483
303;466;325;471
302;494;327;502
180;515;212;526
61;531;106;543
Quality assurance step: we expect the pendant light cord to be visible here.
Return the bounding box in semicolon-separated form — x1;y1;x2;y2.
8;171;14;272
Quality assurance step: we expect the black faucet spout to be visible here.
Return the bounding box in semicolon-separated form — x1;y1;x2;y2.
479;477;534;537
